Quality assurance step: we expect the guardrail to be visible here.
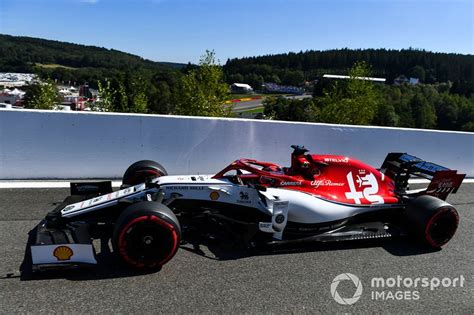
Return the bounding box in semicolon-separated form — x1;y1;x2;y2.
0;109;473;179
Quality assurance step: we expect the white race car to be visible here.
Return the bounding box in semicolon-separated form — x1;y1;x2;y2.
28;145;464;271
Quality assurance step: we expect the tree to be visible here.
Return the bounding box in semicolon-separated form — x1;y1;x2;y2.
434;93;458;130
127;74;148;113
373;101;399;126
94;78;115;112
23;79;59;109
94;74;148;113
149;70;181;114
264;74;281;84
409;65;426;82
455;95;474;131
227;73;244;83
173;50;230;117
320;61;379;125
313;78;336;97
410;93;437;129
281;70;304;86
395;96;416;128
112;77;129;112
263;96;320;122
244;73;264;90
93;69;181;114
149;81;173;114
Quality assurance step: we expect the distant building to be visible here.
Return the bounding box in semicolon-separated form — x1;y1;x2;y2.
0;88;26;105
322;74;386;83
262;82;304;95
52;104;72;111
394;75;408;85
79;84;91;98
0;103;23;109
230;83;253;93
393;75;419;85
0;72;37;87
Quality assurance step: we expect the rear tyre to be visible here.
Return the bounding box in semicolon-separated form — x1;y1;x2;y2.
122;160;167;186
112;202;181;270
405;195;459;248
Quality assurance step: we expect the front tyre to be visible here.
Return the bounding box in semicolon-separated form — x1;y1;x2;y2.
122;160;167;186
406;195;459;248
112;202;181;270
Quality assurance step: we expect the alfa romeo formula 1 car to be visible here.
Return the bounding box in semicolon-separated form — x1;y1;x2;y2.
28;145;465;271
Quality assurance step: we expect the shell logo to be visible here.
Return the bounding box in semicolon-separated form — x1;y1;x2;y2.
210;191;220;201
53;246;74;261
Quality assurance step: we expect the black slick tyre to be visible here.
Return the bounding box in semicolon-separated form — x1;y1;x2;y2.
122;160;167;186
112;202;180;270
406;195;459;248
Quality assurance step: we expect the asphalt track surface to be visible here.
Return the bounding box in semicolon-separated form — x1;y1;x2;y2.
0;185;473;313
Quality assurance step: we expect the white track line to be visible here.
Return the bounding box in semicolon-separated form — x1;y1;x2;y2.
0;179;473;189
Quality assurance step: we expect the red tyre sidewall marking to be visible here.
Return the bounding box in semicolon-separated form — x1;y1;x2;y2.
424;207;459;247
118;215;178;268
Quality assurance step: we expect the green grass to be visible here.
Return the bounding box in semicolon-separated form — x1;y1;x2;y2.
34;63;78;70
241;107;264;114
263;93;290;97
226;93;290;101
226;93;262;100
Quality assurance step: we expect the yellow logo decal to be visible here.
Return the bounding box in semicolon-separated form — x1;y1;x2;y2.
210;191;220;201
53;246;74;261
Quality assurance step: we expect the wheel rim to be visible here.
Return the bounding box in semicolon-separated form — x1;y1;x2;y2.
118;215;178;268
425;207;459;247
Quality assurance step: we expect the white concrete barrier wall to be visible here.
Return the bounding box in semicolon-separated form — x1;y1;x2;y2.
0;109;473;179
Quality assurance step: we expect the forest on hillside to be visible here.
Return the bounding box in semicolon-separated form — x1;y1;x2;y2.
224;48;474;96
2;35;473;131
0;34;182;85
0;34;164;69
2;35;473;92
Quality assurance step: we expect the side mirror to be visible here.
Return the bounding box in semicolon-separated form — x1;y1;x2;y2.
291;144;309;156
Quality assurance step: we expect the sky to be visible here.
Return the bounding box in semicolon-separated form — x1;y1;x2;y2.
0;0;473;64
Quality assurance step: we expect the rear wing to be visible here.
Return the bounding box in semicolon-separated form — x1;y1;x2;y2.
380;153;465;200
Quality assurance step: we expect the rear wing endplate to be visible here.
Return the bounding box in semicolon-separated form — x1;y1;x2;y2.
381;153;465;200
